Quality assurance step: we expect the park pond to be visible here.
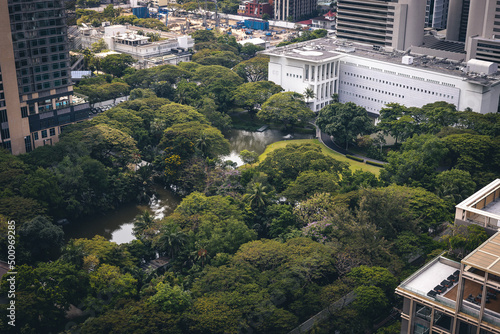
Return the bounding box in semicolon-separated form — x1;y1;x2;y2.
64;129;314;244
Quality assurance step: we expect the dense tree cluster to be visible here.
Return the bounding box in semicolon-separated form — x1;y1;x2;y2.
1;24;498;334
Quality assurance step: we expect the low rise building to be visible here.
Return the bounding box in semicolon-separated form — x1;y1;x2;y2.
455;179;500;233
238;37;269;49
263;37;500;114
396;179;500;334
243;0;273;19
79;25;194;64
311;11;335;30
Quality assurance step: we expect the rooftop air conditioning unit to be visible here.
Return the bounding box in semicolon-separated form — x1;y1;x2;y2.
402;55;414;65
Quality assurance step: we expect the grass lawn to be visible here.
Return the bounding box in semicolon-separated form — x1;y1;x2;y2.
258;139;382;175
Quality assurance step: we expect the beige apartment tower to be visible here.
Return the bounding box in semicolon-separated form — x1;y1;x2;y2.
0;0;89;155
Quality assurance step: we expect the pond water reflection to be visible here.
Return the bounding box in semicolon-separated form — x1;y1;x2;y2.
223;129;314;166
63;186;180;244
65;129;314;243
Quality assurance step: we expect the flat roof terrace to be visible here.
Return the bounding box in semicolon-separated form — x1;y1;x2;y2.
398;256;460;302
482;199;500;216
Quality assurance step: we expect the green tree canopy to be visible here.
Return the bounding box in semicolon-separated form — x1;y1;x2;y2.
234;55;270;82
192;65;244;111
160;121;229;164
258;143;349;192
233;81;283;115
380;134;448;189
100;54;136;77
316;102;375;149
257;91;315;129
18;216;64;263
192;49;242;68
282;170;340;203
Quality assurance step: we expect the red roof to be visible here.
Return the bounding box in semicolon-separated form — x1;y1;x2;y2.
324;10;336;17
297;20;312;25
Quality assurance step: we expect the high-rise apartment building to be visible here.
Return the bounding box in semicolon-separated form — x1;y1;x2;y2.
0;0;89;155
335;0;426;51
273;0;318;21
396;179;500;334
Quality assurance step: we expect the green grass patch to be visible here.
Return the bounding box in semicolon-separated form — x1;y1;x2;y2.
258;139;381;175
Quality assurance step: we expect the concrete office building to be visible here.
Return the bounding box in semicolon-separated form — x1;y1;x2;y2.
425;0;449;29
396;179;500;334
264;37;500;114
0;0;89;155
273;0;318;21
336;0;426;51
463;0;500;64
446;0;471;43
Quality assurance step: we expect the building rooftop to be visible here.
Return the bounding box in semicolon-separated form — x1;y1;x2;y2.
94;50;121;58
421;35;465;54
398;256;459;299
263;37;500;86
455;179;500;228
71;71;92;80
238;38;267;46
114;33;150;42
463;232;500;277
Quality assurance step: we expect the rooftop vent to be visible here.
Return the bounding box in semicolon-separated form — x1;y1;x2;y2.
466;59;498;75
402;55;414;65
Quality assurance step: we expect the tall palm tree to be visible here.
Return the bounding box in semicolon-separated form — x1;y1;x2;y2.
195;132;210;159
133;211;155;239
153;224;187;259
303;87;316;101
243;182;269;210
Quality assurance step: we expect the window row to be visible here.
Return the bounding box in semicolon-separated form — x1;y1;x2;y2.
21;79;68;93
339;90;388;112
341;76;455;99
304;62;338;82
33;128;57;141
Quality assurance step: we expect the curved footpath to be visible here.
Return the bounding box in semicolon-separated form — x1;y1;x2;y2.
317;129;388;165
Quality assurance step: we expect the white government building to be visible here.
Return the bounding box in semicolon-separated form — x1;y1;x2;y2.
264;37;500;115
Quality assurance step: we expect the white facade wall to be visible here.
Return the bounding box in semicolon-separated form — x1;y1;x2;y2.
113;41;180;59
268;52;500;114
268;56;341;111
338;58;460;114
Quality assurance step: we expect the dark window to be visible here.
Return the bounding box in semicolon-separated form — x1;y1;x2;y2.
0;110;7;123
34;132;38;140
49;128;55;136
21;106;28;118
24;136;32;153
41;130;47;138
1;128;10;140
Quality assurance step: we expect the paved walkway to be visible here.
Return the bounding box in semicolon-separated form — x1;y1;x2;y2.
317;129;387;165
